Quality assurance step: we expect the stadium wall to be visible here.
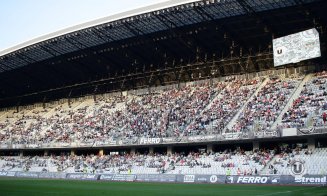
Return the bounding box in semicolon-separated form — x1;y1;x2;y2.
1;127;326;151
0;171;326;186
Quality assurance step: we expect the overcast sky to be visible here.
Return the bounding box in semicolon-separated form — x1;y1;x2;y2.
0;0;168;51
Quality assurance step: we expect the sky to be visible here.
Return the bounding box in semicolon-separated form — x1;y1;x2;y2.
0;0;168;52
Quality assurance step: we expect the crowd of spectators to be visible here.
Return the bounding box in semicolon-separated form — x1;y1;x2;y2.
0;96;127;145
233;76;301;132
0;79;228;145
282;71;327;128
0;148;273;175
1;145;326;175
1;72;326;147
189;79;259;135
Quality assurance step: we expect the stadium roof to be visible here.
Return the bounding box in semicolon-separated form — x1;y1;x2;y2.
0;0;320;72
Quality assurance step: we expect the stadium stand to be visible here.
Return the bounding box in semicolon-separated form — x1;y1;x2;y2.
281;71;327;128
233;76;303;133
1;72;327;178
1;147;326;175
0;0;326;187
263;147;327;175
0;72;327;146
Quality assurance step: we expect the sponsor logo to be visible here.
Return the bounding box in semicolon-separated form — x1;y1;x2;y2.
68;174;97;179
139;138;161;144
223;133;240;140
210;175;218;183
132;138;138;144
271;176;280;184
96;141;116;146
69;174;84;179
188;136;205;141
38;173;67;179
100;174;113;180
196;177;208;182
112;174;135;181
16;172;38;178
162;138;175;143
6;172;16;177
277;49;283;54
183;175;195;183
274;46;287;57
295;176;326;185
226;176;234;183
0;171;7;176
85;174;96;179
236;176;268;184
290;159;306;178
188;135;216;142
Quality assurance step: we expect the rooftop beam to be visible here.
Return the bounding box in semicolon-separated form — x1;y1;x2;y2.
154;13;197;57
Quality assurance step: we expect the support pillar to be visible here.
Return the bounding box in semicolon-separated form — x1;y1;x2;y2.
149;147;154;154
308;138;315;150
130;148;136;155
99;149;104;156
253;141;259;150
167;146;173;155
44;150;49;156
207;144;213;154
71;150;75;156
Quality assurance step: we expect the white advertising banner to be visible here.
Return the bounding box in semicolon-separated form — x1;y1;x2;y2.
282;128;297;137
